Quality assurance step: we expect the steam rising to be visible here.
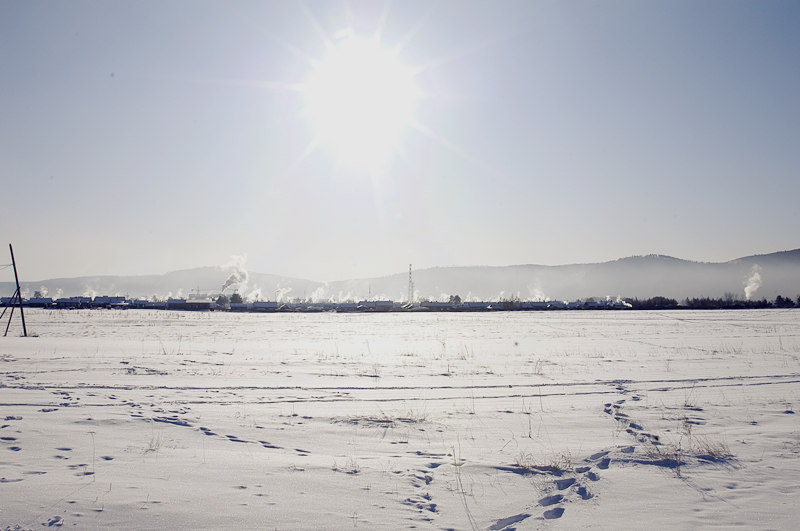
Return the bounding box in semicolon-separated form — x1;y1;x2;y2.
744;264;762;300
275;287;293;302
221;255;249;293
218;255;270;302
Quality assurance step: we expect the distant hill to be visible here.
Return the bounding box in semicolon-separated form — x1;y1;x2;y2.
319;250;800;302
1;267;321;302
2;249;799;302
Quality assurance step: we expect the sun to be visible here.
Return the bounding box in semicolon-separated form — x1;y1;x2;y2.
302;32;419;172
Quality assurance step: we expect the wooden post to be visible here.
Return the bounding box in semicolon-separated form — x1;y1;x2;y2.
9;244;26;337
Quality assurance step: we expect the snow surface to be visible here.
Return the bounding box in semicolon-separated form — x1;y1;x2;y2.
1;309;799;529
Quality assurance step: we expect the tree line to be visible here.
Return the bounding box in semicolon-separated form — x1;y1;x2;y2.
625;294;799;310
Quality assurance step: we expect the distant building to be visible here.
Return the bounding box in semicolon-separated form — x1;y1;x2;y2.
166;298;188;310
421;301;452;311
93;296;126;308
25;297;54;308
357;300;393;312
335;302;357;312
521;301;549;310
184;299;214;311
55;297;92;309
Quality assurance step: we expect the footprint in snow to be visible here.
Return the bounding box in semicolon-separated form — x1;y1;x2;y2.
543;507;565;519
586;450;609;462
46;515;64;527
597;457;611;469
413;473;433;486
576;486;593;500
554;477;576;490
538;494;563;506
489;513;531;530
402;496;437;513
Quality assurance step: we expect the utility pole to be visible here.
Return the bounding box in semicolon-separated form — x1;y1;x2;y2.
407;264;414;304
4;244;27;337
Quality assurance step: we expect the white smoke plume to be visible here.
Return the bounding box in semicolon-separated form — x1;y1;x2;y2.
221;255;249;293
527;282;547;302
744;264;762;300
338;291;355;302
247;286;263;301
275;287;293;302
55;288;63;298
83;286;97;298
37;285;49;297
309;285;335;303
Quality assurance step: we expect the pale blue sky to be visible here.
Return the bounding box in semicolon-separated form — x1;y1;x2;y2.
2;0;799;281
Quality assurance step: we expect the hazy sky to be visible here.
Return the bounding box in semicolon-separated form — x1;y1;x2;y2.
2;0;799;282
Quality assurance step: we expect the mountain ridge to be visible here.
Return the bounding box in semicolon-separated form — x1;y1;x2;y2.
2;249;799;302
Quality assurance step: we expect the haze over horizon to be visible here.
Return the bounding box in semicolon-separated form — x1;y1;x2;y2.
8;247;800;285
3;1;799;283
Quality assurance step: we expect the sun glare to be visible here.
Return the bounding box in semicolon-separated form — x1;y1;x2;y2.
303;33;419;171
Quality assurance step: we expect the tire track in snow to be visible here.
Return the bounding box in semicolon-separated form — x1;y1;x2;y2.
2;374;799;407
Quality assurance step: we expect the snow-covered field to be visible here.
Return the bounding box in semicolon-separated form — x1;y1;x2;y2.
1;309;799;529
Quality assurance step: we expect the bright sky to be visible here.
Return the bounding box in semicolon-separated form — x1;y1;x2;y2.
2;0;799;282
